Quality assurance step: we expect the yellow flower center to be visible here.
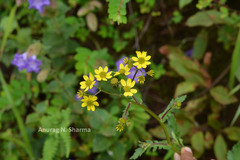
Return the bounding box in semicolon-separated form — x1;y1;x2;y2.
138;57;145;64
99;71;107;78
124;86;131;92
119;69;125;74
87;100;93;106
86;79;92;86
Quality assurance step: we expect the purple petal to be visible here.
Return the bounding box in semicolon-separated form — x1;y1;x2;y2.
11;52;28;71
28;0;50;13
185;48;193;57
26;55;42;73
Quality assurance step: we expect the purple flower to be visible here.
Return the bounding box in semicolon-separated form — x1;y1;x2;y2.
11;52;28;71
28;0;50;13
88;81;99;94
127;67;146;82
115;57;146;83
26;55;42;73
75;94;82;101
185;48;193;57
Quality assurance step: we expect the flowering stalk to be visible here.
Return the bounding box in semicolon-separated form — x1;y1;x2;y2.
128;99;180;154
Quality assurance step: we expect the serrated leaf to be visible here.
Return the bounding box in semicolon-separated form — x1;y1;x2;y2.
214;134;227;160
227;142;240;160
130;148;144;159
210;86;238;105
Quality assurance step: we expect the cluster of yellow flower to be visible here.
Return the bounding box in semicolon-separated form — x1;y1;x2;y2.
76;51;153;112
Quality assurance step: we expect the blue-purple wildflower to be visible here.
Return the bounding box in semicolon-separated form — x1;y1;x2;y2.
26;55;42;73
116;57;146;83
12;53;42;73
185;48;193;57
28;0;50;13
11;52;28;71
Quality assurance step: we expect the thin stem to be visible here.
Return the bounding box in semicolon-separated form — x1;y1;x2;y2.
160;107;172;120
132;95;140;104
132;69;139;81
0;70;35;159
94;90;101;96
124;102;131;118
94;85;121;97
130;98;180;154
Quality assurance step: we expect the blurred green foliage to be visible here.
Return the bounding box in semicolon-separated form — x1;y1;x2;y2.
0;0;240;160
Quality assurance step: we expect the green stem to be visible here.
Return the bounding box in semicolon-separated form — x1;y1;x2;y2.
129;99;180;154
0;70;35;159
93;85;121;97
0;5;17;59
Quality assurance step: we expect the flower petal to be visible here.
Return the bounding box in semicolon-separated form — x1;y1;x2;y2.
131;89;137;94
127;78;132;86
89;73;94;80
104;66;108;72
121;79;126;86
92;96;97;101
136;51;141;57
83;75;88;81
142;51;147;57
95;69;99;74
94;102;99;106
145;55;151;60
132;57;138;61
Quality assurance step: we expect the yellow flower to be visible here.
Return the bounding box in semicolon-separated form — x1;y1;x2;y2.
95;66;112;81
137;76;145;84
80;73;96;92
116;124;124;132
111;77;118;85
114;63;130;76
123;57;129;64
121;78;137;96
118;118;127;124
76;90;84;98
147;69;154;77
132;51;151;69
81;95;99;111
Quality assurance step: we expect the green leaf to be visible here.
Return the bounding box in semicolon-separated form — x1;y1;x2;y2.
179;0;193;9
174;81;197;97
43;136;59;160
191;131;205;156
130;148;144;160
223;127;240;141
159;95;187;122
210;86;238;105
26;113;39;125
231;104;240;126
227;142;240;160
107;0;130;24
229;29;240;89
186;10;224;27
60;131;71;158
214;134;228;160
93;134;113;152
193;30;208;59
168;49;211;87
88;109;110;130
